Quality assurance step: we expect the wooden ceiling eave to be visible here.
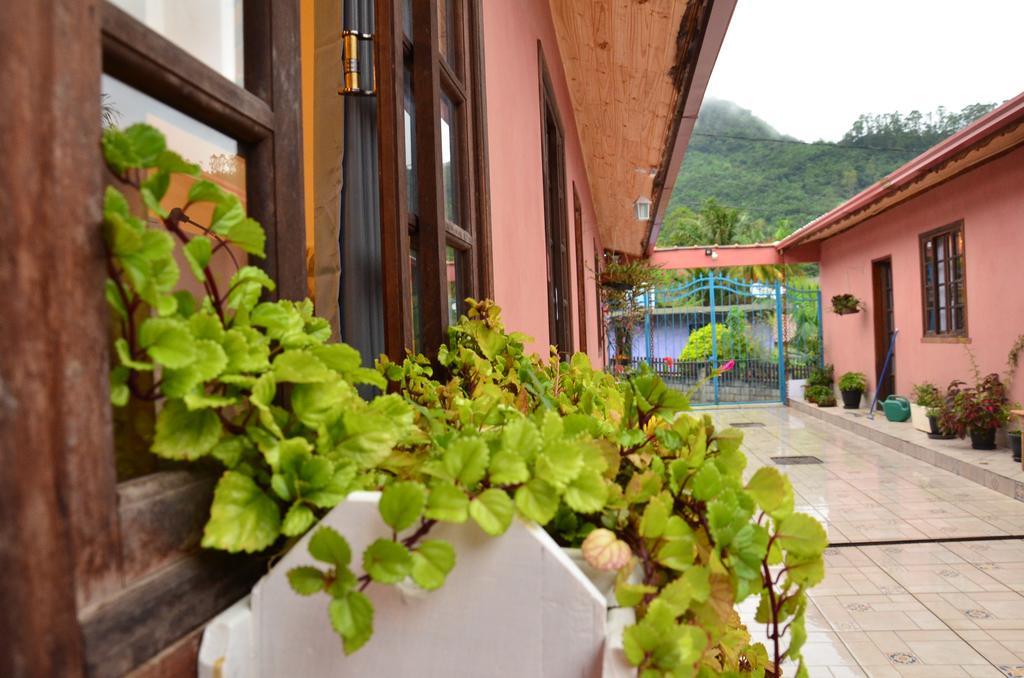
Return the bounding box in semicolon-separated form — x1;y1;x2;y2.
549;0;703;256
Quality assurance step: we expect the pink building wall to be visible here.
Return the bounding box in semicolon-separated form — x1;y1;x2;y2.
480;0;604;365
820;145;1024;406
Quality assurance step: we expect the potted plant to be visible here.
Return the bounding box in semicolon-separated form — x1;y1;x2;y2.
99;122;826;677
803;385;829;405
838;372;867;409
938;375;1010;450
830;294;862;315
910;383;942;433
600;257;662;370
816;391;837;408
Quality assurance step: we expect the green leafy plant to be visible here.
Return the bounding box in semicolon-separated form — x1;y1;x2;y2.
830;294;861;315
807;364;834;389
102;124;825;676
837;372;867;393
601;256;664;366
911;382;942;409
680;322;758;362
803;385;832;405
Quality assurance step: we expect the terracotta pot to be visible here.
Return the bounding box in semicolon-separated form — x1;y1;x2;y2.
969;427;997;450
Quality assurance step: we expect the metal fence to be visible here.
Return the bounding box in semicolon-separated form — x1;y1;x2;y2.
606;274;822;405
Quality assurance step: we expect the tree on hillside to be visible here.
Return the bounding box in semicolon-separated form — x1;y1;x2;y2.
665;99;1001;241
659;198;786;248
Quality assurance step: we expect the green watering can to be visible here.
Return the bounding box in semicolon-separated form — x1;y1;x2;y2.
881;395;911;422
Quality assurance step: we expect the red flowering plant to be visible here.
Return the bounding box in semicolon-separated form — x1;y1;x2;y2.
938;373;1010;437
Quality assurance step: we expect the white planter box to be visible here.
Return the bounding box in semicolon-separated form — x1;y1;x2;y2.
787;379;807;402
910;403;931;433
201;492;631;677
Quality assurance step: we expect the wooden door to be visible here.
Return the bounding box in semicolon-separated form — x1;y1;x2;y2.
872;258;896;402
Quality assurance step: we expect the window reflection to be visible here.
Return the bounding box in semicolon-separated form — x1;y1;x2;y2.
405;71;418;216
410;245;422;352
440;94;461;226
102;74;247;305
446;246;462;325
109;0;244;86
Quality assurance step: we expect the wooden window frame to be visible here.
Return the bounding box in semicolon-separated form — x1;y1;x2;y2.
572;184;588;354
919;220;968;339
594;240;607;363
377;0;492;360
0;1;306;674
538;44;573;357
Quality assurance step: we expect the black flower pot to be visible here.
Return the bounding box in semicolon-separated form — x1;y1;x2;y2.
1010;433;1022;463
927;416;955;440
841;389;862;409
969;427;997;451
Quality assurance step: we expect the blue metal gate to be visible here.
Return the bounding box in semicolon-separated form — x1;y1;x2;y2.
607;273;822;405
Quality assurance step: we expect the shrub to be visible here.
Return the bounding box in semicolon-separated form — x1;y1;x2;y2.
838;372;867;393
680;324;757;362
804;385;833;405
807;364;834;388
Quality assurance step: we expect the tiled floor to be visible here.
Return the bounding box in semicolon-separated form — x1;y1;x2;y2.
705;406;1024;677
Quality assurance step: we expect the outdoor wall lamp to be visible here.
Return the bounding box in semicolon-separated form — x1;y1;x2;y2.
705;248;719;260
339;30;376;96
634;196;652;221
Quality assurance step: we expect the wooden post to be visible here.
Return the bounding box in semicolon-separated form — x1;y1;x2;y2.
0;1;115;675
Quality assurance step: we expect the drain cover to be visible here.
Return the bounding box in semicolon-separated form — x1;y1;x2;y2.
730;422;766;428
770;456;823;465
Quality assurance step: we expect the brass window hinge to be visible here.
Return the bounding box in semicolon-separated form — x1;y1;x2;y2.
340;30;376;96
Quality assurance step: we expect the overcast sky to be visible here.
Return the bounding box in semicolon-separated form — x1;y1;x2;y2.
706;0;1024;142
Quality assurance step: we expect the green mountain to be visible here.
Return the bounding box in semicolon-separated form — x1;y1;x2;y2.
658;99;998;247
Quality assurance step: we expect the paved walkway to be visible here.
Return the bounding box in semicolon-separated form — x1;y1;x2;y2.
703;406;1024;677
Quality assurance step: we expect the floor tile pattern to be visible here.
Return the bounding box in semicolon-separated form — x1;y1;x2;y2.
704;406;1024;676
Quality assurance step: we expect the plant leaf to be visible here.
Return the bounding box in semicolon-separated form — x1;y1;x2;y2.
410;540;455;591
309;526;352;568
201;471;281;553
468;488;514;536
362;539;413;584
378;481;427;532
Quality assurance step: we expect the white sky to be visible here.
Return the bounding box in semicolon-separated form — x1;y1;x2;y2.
706;0;1024;142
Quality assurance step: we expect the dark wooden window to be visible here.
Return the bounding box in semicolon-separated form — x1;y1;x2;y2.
920;221;967;337
379;0;491;359
573;185;588;354
0;1;305;674
594;240;607;362
539;46;572;356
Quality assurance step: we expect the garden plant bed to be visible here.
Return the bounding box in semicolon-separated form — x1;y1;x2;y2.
789;396;1024;501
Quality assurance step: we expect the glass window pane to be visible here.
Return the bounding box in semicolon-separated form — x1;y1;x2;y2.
446;246;463;325
438;0;457;69
410;244;421;352
403;0;413;39
103;75;247;481
440;94;461;226
103;74;247;305
404;69;418;216
109;0;244;86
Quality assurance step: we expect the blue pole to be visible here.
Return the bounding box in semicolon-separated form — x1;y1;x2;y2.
775;280;786;403
710;274;719;405
816;290;825;368
644;292;652;365
868;328;899;420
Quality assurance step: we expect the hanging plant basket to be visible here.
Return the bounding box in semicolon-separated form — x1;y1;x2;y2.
831;294;862;315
